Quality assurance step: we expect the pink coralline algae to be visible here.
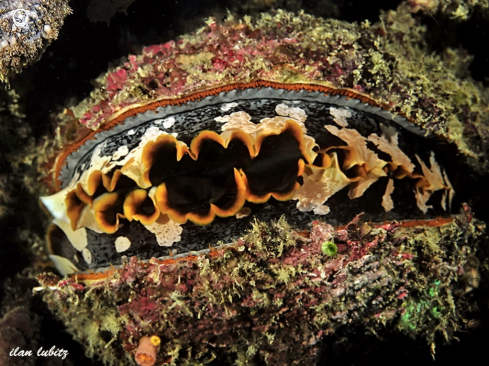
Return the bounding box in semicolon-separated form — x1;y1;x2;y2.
38;212;485;365
55;9;489;173
106;68;128;97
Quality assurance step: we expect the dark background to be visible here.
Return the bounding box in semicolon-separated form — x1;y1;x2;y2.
1;0;488;365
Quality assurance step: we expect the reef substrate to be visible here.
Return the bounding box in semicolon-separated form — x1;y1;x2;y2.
38;212;484;365
406;0;489;18
0;0;71;84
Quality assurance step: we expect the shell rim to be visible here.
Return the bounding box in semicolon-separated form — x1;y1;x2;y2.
51;80;427;192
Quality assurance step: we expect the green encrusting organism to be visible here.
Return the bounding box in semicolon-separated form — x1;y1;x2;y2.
400;280;447;332
322;241;338;256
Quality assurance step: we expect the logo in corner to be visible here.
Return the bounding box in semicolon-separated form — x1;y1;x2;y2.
12;9;29;28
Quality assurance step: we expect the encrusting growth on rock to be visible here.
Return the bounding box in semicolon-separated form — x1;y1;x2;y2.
0;0;72;84
38;208;484;365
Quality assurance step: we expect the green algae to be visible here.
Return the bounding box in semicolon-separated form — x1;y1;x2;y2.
321;241;337;256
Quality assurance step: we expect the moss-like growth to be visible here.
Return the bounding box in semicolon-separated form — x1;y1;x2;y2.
39;212;485;365
406;0;489;19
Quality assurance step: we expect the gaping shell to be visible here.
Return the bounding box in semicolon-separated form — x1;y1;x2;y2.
36;7;489;366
